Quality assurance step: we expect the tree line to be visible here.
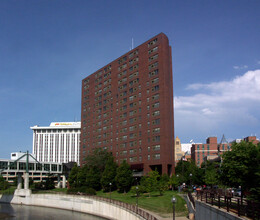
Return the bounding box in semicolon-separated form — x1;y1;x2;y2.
175;141;260;201
68;141;259;201
67;149;177;196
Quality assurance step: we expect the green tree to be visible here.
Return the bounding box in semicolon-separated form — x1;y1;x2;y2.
68;164;80;188
168;174;179;191
140;170;160;196
157;174;169;195
220;141;260;200
84;148;113;172
101;157;118;192
204;169;218;188
78;165;88;187
0;175;9;190
85;166;102;190
115;160;133;193
175;159;200;186
45;175;55;190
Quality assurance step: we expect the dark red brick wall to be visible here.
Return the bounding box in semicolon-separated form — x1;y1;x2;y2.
81;33;174;175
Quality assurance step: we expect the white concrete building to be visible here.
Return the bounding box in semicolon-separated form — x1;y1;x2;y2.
11;152;36;162
30;122;81;165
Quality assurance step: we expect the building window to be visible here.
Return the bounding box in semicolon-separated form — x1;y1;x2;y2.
153;128;160;133
129;157;137;162
153;136;160;142
152;110;160;116
118;56;127;64
148;46;158;54
153;145;160;151
148;38;158;47
152;85;159;92
129;50;138;58
153;154;160;160
149;69;159;78
149;54;158;62
149;62;158;70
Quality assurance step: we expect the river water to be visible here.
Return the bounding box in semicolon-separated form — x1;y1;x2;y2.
0;203;106;220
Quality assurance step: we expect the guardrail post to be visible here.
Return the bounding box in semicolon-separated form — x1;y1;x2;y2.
237;199;240;216
227;197;229;212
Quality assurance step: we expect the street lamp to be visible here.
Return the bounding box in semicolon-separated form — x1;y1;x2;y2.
136;186;139;209
189;173;193;190
172;196;177;220
109;182;112;202
176;174;180;192
239;185;242;205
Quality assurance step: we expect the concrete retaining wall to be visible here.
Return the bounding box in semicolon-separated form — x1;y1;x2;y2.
0;194;144;220
195;200;245;220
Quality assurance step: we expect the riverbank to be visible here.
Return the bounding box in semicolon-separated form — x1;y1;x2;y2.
0;189;190;220
0;193;150;220
0;213;13;219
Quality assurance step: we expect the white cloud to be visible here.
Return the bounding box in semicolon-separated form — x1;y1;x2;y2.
233;65;248;70
175;69;260;142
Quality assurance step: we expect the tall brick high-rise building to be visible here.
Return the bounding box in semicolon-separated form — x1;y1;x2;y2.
81;33;174;175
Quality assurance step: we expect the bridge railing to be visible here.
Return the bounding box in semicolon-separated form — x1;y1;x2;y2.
70;193;158;220
195;189;260;220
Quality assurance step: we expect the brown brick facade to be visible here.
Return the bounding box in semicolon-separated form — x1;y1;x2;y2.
191;136;259;167
191;137;230;167
81;33;174;175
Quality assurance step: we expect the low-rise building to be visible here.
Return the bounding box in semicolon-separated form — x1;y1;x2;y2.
191;136;230;167
191;135;259;167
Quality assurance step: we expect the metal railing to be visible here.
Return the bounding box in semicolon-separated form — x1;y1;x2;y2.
195;189;260;220
74;194;158;220
188;191;195;208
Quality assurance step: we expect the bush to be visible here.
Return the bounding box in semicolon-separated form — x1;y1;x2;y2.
0;176;10;190
34;182;44;190
67;187;96;195
85;188;96;195
67;187;78;194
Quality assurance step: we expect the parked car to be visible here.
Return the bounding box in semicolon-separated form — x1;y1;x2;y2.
234;189;242;197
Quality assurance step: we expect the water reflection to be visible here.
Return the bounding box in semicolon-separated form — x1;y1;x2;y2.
0;203;106;220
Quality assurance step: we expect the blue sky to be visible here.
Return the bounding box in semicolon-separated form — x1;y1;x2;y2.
0;0;260;158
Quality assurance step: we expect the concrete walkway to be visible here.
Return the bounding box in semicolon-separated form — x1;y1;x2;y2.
140;207;189;220
162;216;188;220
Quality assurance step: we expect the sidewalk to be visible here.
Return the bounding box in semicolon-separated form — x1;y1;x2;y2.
140;207;189;220
164;217;189;220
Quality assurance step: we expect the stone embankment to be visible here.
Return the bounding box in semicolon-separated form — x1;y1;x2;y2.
0;193;146;220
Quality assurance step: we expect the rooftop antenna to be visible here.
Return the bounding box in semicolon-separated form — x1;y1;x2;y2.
132;38;134;50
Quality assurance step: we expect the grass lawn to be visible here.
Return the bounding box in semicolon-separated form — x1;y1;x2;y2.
0;186;16;194
96;190;188;217
1;187;188;217
32;187;68;194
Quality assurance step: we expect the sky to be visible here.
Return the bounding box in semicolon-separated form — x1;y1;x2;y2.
0;0;260;158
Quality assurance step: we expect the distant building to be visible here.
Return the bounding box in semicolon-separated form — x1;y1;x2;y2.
11;152;36;162
175;136;183;163
191;135;259;167
191;136;230;167
30;122;81;165
181;143;192;155
80;33;174;175
0;152;64;184
242;136;259;145
174;137;192;164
